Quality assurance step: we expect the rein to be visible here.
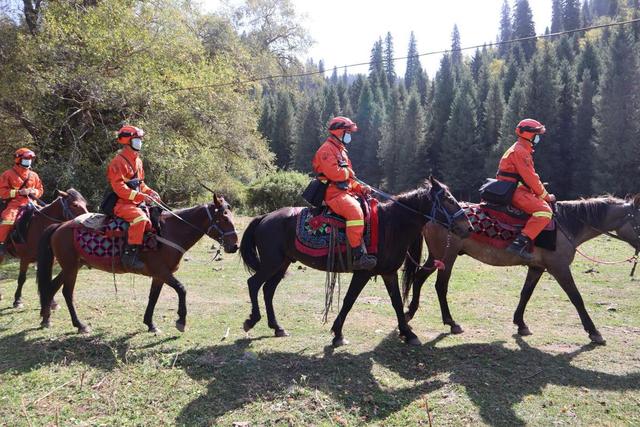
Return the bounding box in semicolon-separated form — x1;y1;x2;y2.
30;197;75;223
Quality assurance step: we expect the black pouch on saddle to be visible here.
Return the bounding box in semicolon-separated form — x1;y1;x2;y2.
479;178;517;205
100;178;141;216
302;178;329;208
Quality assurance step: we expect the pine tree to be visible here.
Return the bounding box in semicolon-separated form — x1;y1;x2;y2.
470;48;483;82
555;35;575;63
404;31;423;91
399;91;427;189
482;77;506;176
384;31;396;86
593;26;640;194
581;0;592;26
553;61;577;197
353;80;384;185
572;69;597;197
551;0;563;33
293;95;324;172
428;54;456;178
378;85;406;191
271;92;296;169
575;40;600;84
498;0;513;58
322;85;341;125
258;93;277;144
512;0;537;60
369;38;384;78
497;75;529;162
330;66;339;85
563;0;581;32
451;25;463;70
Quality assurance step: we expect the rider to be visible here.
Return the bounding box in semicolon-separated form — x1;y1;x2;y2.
312;116;377;270
0;148;43;256
107;125;161;271
497;118;555;260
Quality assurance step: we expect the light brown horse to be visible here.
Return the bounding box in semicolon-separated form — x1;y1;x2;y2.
37;194;238;333
403;196;640;345
0;189;88;308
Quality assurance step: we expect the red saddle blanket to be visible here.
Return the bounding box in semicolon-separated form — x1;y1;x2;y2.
295;198;379;257
464;203;556;250
71;214;157;270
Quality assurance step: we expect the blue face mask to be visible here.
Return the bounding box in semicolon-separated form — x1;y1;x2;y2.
342;133;352;144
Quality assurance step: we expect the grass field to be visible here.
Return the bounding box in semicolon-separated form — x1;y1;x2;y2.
1;216;640;426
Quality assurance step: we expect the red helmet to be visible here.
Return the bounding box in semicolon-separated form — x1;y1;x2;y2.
328;116;358;138
117;125;144;145
14;147;35;164
515;119;546;141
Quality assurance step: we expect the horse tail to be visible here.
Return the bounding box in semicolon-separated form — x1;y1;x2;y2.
38;223;61;315
240;214;267;274
402;236;424;304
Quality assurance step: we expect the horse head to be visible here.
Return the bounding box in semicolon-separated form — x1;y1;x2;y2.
205;193;238;253
54;188;89;219
613;194;640;250
428;176;472;238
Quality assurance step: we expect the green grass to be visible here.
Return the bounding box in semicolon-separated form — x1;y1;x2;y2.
1;219;640;426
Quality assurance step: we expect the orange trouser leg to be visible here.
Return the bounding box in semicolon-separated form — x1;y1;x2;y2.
0;202;24;243
512;189;553;240
326;193;364;248
114;202;151;245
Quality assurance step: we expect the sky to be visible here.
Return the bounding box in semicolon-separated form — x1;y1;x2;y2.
203;0;553;76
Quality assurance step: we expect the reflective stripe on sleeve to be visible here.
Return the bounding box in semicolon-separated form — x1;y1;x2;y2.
131;215;148;225
128;190;138;201
346;219;364;227
532;211;553;218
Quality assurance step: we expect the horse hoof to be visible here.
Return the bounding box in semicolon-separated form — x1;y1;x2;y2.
50;302;60;311
175;321;186;333
332;336;349;347
148;325;161;334
450;324;464;334
518;327;533;336
40;320;51;329
406;336;422;346
78;326;91;334
243;319;254;332
589;333;606;345
13;301;24;309
274;329;290;337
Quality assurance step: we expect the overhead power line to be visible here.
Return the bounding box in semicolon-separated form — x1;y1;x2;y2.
158;17;640;94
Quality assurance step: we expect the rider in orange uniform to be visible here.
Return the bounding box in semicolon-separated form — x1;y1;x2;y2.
107;125;161;271
497;118;556;260
312;116;376;270
0;148;43;256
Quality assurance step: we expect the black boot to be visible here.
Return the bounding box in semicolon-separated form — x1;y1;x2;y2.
122;244;145;272
352;244;377;270
506;233;533;260
0;242;5;257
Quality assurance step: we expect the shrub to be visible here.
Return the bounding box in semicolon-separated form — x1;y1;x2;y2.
245;170;310;214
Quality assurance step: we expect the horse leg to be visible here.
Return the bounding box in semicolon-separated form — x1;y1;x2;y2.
547;265;605;345
243;266;281;332
60;267;90;334
330;271;371;347
382;273;421;346
165;275;187;332
143;278;163;333
434;258;463;334
513;267;544;336
40;273;64;328
263;264;290;337
12;259;29;308
405;254;438;322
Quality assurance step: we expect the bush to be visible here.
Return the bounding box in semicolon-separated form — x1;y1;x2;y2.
245;170;310;214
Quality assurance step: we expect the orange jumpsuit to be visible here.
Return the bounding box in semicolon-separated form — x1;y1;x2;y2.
312;136;367;248
497;138;553;240
0;166;43;242
107;148;156;245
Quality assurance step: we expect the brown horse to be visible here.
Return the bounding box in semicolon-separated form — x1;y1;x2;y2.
0;189;88;308
37;194;238;333
402;196;640;345
240;178;472;347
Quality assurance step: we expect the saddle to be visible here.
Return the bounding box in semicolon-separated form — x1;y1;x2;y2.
464;202;556;251
71;207;162;266
295;197;379;257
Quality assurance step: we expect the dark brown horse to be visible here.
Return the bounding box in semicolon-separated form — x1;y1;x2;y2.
37;194;238;333
240;178;472;347
0;189;88;308
402;196;640;345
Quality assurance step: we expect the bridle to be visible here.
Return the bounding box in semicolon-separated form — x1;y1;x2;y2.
31;196;78;223
203;202;237;245
428;188;467;231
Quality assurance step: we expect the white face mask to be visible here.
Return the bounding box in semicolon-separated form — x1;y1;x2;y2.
533;134;541;145
131;138;143;151
342;133;352;144
20;159;32;168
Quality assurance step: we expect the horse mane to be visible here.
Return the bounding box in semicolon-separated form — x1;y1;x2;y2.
65;188;87;204
555;195;626;236
380;180;433;210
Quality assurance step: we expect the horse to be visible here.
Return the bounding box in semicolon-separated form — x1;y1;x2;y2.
0;189;88;308
36;194;238;334
402;195;640;345
239;177;472;347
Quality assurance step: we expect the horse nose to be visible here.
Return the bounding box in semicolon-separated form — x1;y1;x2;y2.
226;244;239;253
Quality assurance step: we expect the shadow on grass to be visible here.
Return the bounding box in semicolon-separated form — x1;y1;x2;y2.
175;333;640;426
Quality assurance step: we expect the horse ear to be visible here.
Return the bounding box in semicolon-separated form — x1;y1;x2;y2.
56;189;68;198
633;194;640;208
213;193;222;206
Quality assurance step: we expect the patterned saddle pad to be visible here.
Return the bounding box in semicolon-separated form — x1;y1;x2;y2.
465;203;556;251
295;198;379;257
72;214;157;266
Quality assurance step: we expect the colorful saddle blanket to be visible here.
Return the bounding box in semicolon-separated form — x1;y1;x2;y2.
71;213;157;269
465;203;556;251
295;198;379;257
